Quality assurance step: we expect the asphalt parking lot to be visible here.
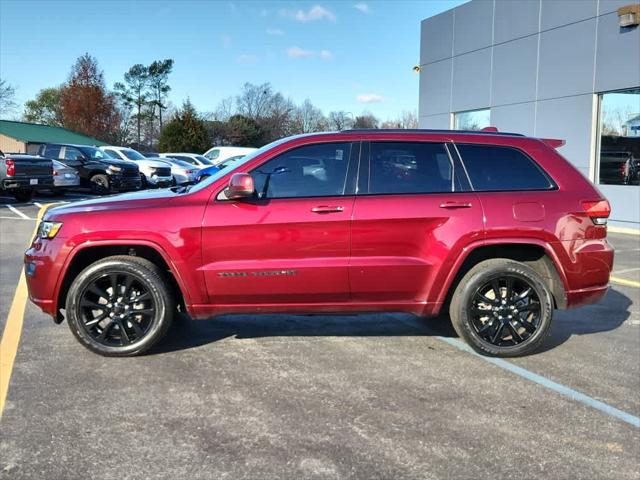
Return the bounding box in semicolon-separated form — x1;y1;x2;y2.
0;194;638;480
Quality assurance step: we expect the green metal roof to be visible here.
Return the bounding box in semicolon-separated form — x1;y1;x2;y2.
0;120;107;146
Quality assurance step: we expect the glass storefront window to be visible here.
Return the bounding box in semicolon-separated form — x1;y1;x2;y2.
454;109;490;131
598;89;640;186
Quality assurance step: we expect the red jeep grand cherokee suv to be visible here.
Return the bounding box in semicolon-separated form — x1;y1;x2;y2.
24;130;613;357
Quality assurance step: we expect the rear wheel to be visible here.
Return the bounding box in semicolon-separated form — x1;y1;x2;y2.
65;256;174;356
12;189;33;202
449;259;553;357
90;174;110;195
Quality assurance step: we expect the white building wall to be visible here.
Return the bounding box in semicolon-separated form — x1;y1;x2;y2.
419;0;640;227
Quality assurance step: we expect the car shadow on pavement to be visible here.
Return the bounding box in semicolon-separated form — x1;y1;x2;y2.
149;288;632;355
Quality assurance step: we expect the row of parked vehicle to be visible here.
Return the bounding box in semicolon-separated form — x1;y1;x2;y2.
0;144;256;201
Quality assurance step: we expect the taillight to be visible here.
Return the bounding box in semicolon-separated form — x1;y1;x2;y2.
582;200;611;225
5;159;15;177
53;168;59;176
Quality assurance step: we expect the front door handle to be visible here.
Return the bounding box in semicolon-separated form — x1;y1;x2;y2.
439;201;472;209
311;205;345;213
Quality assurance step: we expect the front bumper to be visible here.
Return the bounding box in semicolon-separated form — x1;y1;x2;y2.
146;175;173;187
111;174;142;191
24;235;70;319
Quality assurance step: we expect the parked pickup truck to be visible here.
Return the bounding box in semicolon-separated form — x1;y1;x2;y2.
0;151;53;202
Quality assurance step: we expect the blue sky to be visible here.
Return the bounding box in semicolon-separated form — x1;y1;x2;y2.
0;0;465;120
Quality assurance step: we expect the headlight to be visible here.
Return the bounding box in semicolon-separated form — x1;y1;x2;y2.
38;221;63;239
108;165;122;173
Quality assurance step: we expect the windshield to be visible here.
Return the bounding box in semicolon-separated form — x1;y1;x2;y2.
187;139;284;194
195;155;213;165
81;146;114;160
121;148;146;160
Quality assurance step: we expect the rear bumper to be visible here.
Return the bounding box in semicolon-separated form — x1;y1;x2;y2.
2;176;54;189
554;237;614;309
566;284;609;309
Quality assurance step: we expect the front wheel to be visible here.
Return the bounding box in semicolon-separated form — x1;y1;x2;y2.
90;174;111;195
449;259;553;357
65;256;175;356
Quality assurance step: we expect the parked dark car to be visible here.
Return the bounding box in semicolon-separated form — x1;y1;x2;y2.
0;151;53;201
599;150;640;185
37;144;141;194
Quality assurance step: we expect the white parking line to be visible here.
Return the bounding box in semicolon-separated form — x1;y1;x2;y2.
0;216;34;221
5;205;31;220
612;267;640;275
33;202;43;208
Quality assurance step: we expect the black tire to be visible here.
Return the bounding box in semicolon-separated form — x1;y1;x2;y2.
12;189;34;202
139;174;148;189
89;174;111;195
449;259;553;357
65;255;175;357
198;174;210;183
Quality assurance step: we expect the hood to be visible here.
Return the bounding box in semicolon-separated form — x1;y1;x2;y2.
164;158;197;169
102;157;138;168
45;188;176;219
136;158;172;168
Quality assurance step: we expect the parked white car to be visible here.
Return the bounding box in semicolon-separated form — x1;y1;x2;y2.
201;146;257;166
101;147;173;188
156;157;200;185
51;159;80;194
159;153;215;168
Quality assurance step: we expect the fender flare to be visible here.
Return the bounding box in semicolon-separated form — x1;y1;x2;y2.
433;237;569;310
53;239;193;314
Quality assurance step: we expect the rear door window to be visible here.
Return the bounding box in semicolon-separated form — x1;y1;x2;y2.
368;142;454;194
456;144;554;191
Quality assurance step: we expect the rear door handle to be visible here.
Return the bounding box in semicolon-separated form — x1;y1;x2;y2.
311;205;345;213
439;201;472;209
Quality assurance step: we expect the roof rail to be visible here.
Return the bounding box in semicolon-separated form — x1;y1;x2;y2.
339;128;525;137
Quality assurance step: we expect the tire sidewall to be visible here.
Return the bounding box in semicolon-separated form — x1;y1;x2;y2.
90;174;110;195
453;262;553;357
66;259;169;356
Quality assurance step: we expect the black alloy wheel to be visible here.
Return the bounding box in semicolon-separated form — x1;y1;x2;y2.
78;272;155;347
449;259;553;357
468;275;541;347
66;256;174;356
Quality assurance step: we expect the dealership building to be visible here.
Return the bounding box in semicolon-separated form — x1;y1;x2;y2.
418;0;640;230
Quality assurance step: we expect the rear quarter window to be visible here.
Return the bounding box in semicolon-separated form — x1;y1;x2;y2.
456;144;554;191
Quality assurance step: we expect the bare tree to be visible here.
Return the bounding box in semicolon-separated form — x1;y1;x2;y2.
0;79;17;118
328;111;353;130
294;99;327;133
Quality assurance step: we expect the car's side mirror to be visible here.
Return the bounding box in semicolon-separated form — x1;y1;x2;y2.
226;172;254;200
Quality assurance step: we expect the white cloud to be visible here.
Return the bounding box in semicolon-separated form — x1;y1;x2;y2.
357;93;384;103
266;28;285;36
237;54;257;64
287;46;315;58
354;2;370;13
320;50;333;60
280;4;336;22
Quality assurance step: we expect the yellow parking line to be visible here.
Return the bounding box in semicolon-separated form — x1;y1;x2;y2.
0;204;53;420
611;276;640;289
